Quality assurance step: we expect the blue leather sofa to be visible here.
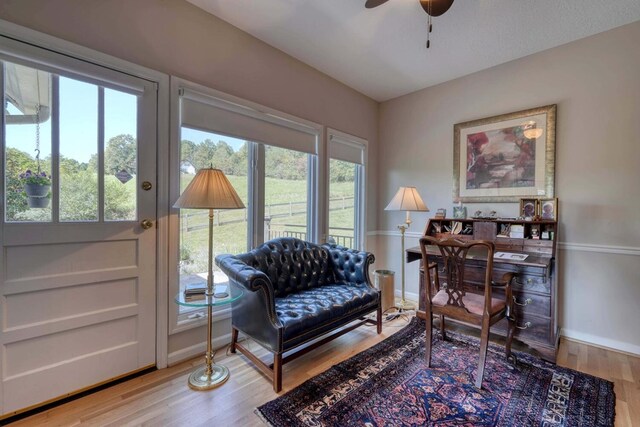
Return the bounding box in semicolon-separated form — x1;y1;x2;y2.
216;237;381;392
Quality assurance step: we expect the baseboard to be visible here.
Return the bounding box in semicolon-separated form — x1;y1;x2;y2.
560;329;640;357
167;332;232;366
394;289;419;304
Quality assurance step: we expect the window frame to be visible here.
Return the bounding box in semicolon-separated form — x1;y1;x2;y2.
169;77;322;332
327;128;368;251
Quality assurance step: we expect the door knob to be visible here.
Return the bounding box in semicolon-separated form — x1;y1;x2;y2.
141;219;154;230
142;181;153;191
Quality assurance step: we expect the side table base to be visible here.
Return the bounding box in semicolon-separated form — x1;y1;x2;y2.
188;364;229;390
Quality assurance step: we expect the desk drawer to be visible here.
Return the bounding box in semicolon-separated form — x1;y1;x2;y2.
511;274;550;295
494;312;551;344
512;291;550;317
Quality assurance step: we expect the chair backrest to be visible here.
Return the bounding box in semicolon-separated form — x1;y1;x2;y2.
419;235;495;314
235;237;336;297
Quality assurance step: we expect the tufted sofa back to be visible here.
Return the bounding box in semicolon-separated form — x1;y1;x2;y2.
236;238;336;298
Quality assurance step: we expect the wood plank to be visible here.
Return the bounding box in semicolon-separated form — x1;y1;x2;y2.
8;316;639;426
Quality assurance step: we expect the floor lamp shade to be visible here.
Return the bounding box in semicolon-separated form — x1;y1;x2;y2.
174;168;245;210
384;186;429;212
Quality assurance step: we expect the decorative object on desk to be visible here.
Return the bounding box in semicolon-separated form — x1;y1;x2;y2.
539;197;558;220
519;198;538;220
173;167;245;391
453;205;466;219
509;224;525;238
531;226;540;239
473;209;482;218
385;186;429;311
453;104;556;203
434;208;446;219
257;318;615;427
498;223;511;237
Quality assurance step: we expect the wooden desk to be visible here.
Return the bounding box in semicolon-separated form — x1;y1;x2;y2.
406;244;559;362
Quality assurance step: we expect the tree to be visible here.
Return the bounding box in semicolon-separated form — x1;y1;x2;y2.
105;134;137;175
5;147;41;220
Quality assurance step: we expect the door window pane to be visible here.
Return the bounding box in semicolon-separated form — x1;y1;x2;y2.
178;128;249;299
264;146;309;242
329;159;357;248
4;62;53;222
59;77;98;221
104;88;138;221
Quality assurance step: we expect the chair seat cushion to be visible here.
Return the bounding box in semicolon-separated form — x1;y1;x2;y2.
432;289;505;316
275;283;378;340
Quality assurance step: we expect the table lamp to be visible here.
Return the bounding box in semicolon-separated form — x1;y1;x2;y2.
174;167;245;390
385;186;429;311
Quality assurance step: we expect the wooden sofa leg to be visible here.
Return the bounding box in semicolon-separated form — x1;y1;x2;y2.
273;353;283;393
377;303;382;334
230;327;238;353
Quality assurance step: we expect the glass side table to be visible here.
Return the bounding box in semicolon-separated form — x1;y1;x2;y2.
175;286;243;390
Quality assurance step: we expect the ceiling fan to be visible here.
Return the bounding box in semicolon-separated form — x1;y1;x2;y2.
365;0;455;48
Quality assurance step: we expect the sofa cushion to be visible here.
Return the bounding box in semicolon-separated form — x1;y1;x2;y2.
275;283;379;340
236;238;336;298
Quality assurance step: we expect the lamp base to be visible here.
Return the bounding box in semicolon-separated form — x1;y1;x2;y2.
188;364;229;390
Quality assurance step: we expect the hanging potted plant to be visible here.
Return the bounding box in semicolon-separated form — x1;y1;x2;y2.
19;169;51;208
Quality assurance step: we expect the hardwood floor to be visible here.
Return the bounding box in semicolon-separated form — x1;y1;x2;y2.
9;316;640;426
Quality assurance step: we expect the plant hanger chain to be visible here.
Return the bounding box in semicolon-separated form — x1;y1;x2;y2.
34;71;41;174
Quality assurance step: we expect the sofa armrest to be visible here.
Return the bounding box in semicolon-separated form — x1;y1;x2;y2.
216;254;284;351
323;244;375;286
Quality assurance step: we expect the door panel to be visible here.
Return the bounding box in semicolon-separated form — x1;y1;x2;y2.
0;46;157;416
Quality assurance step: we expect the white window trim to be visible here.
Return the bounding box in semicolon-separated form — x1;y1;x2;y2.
0;19;171;369
327;128;368;251
169;77;324;333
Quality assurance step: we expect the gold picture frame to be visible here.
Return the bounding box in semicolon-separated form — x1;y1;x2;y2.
519;198;538;219
538;197;558;221
453;105;556;202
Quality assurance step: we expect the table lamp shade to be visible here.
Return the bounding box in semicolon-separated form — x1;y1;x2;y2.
174;168;245;210
385;186;429;212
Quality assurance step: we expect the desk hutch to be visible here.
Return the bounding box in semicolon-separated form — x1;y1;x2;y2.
407;218;559;362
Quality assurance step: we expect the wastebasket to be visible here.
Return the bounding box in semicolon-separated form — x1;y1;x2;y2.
374;270;395;312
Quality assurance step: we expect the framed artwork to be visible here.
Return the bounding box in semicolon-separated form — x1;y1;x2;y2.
539;197;558;221
453;105;556;202
519;198;538;219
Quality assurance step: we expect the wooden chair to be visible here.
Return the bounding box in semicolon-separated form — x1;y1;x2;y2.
419;236;516;389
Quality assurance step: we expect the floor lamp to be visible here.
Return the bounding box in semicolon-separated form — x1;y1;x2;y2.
174;167;245;390
384;186;429;311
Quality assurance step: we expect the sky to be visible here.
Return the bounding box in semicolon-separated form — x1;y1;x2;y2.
6;75;243;166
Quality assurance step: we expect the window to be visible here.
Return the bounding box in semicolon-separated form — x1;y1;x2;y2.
178;127;249;297
264;145;310;242
328;130;366;250
3;60;140;223
171;82;320;323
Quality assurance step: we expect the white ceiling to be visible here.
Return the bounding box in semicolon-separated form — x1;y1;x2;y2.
187;0;640;102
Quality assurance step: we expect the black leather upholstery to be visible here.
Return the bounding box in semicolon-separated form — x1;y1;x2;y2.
216;237;379;353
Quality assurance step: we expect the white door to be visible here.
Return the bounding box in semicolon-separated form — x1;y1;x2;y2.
0;39;157;416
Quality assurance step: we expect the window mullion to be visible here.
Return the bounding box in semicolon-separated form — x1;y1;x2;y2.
51;75;60;223
97;87;105;222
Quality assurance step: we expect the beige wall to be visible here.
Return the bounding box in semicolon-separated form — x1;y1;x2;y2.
378;22;640;353
0;0;379;360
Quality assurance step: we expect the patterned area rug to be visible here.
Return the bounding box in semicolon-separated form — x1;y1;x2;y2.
257;318;615;426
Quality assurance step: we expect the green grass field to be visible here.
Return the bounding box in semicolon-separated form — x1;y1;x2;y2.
179;174;356;274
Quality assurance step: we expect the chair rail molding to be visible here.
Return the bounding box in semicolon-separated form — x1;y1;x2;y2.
370;231;640;256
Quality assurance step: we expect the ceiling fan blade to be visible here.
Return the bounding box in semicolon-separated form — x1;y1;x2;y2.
419;0;454;17
365;0;390;9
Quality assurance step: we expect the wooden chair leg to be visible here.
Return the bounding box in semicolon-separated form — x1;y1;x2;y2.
439;315;446;340
476;316;490;389
505;315;515;359
377;303;382;334
425;308;433;367
230;327;238;354
273;353;283;393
